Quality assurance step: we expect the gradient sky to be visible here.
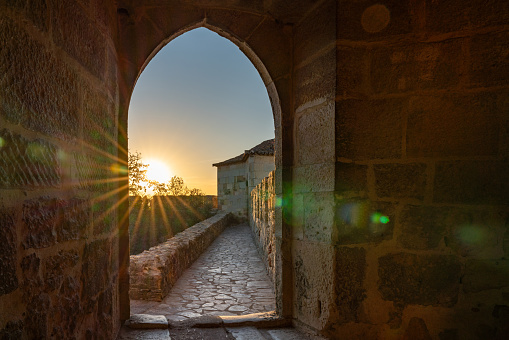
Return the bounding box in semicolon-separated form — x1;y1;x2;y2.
128;28;274;195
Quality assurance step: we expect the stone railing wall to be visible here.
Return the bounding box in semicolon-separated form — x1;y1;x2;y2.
249;170;276;284
129;212;233;301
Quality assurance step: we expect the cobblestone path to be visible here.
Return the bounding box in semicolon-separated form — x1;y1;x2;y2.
131;223;276;322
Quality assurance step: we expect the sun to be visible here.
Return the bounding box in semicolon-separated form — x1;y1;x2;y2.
145;159;172;183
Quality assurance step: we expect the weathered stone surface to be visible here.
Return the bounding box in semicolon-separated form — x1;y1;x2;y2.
0;17;79;140
24;292;50;339
378;253;461;307
337;45;369;98
445;208;506;258
51;276;81;339
426;0;509;33
294;0;335;63
296;101;335;165
434;161;509;205
398;205;447;250
335;246;366;323
402;317;432;340
81;239;111;312
246;17;291;81
335;162;368;195
58;198;89;241
371;40;462;94
470;32;509;87
74;152;111;192
43;250;79;291
407;95;500;158
293;163;334;194
0;207;18;296
0;130;60;189
335;199;395;244
463;260;509;293
21;253;42;298
374;163;426;200
294;47;335;110
336;98;404;160
0;321;23;339
22;197;62;249
205;9;263;41
126;314;168;329
26;0;49;31
303;192;335;243
51;0;106;79
337;0;413;41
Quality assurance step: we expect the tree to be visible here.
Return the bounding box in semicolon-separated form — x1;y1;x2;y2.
128;151;149;196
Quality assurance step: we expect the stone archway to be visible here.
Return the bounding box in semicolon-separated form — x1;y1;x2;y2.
116;5;294;320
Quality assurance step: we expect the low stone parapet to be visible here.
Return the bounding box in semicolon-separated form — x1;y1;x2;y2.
129;212;233;301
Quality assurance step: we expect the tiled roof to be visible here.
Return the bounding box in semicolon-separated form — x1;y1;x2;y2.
212;139;274;167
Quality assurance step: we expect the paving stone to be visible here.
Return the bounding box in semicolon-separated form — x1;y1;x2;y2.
131;223;276;319
125;314;168;329
227;327;266;340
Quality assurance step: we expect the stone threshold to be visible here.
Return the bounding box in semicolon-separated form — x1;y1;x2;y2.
126;311;290;330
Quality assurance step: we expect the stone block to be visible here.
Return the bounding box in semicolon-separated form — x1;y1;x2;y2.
374;163;427;200
335;246;367;323
335;162;368;195
462;259;509;293
293;241;335;330
295;49;335;111
43;250;79;292
426;0;509;33
83;86;116;151
371;40;462;94
378;253;461;307
337;45;369;98
0;130;60;188
335;199;395;244
293;163;335;194
0;18;80;140
294;0;336;64
402;317;432;340
81;238;111;312
205;8;263;41
59;198;89;241
26;0;49;32
247;18;291;81
0;207;18;296
337;0;413;41
51;0;106;79
336;98;404;160
434;161;509;205
398;205;448;250
407;95;500;158
22;197;63;249
445;208;506;258
470;32;509;87
303;192;335;243
297;101;335;165
0;321;23;339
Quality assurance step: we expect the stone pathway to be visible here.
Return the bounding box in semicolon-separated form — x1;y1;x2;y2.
131;223;276;321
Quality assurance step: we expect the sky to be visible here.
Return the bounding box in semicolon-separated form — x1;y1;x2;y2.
128;28;274;195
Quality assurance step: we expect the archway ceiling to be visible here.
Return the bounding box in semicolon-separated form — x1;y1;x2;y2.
116;0;320;25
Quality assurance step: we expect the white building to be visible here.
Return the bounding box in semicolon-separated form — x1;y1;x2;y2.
212;139;275;219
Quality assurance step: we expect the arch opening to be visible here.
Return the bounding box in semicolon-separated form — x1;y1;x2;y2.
122;25;284;320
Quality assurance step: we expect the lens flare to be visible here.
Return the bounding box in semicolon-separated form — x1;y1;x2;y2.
371;212;390;224
456;225;486;247
0;136;5;149
275;197;283;208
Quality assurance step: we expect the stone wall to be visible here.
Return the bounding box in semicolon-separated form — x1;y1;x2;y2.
0;1;121;339
129;212;233;301
330;1;509;339
250;171;276;285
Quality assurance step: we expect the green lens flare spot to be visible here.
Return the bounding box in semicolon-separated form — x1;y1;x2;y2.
371;212;390;224
0;136;5;148
275;197;283;208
